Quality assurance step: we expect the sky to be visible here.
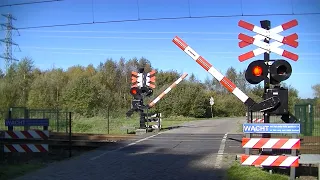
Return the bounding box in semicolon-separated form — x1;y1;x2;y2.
0;0;319;99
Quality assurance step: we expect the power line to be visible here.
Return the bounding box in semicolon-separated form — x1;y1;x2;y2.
0;0;62;7
15;12;320;30
16;30;320;35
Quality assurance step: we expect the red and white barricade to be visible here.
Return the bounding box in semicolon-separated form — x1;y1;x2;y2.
5;130;49;139
241;138;300;167
241;155;299;167
242;138;300;149
252;118;264;123
4;144;48;153
3;130;49;153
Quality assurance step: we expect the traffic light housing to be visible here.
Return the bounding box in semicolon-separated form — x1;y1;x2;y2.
269;60;292;85
130;87;142;99
245;59;293;120
141;86;153;97
245;60;268;84
245;59;292;85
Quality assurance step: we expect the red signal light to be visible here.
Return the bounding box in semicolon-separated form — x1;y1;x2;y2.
130;87;141;99
253;66;263;76
131;88;137;95
245;60;267;84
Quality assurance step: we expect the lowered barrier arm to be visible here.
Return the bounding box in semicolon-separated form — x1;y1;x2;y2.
147;73;188;108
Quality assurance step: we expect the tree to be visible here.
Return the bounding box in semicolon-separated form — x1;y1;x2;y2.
154;70;180;88
312;84;320;98
15;58;35;106
27;69;67;109
251;84;264;99
312;84;320;106
236;69;251;94
226;67;237;83
204;76;216;91
62;76;99;116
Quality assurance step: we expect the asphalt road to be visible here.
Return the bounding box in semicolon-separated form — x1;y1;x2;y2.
15;117;246;180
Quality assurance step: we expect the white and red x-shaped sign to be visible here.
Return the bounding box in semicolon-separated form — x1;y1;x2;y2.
238;19;299;62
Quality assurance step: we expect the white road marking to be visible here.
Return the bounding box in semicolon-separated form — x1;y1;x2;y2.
214;133;228;168
228;145;240;148
90;132;162;161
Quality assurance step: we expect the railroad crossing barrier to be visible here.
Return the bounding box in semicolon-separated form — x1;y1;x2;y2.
3;118;50;153
252;118;264;123
147;113;162;130
242;123;301;179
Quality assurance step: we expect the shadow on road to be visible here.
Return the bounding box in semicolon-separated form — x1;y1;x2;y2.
227;137;242;143
14;134;232;180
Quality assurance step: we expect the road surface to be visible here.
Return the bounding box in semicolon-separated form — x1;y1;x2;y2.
15;117;246;180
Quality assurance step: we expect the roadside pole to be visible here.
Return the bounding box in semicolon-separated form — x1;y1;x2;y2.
210;97;214;118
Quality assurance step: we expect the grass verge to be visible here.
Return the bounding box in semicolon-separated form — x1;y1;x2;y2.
0;162;45;180
71;115;208;134
227;161;289;180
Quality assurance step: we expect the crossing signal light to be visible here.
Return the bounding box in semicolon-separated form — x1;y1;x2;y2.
253;66;263;76
130;87;141;99
270;60;292;85
141;87;153;97
245;59;292;85
130;88;137;95
245;60;267;84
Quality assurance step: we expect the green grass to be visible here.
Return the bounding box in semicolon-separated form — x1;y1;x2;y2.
0;163;45;180
71;115;206;134
227;161;289;180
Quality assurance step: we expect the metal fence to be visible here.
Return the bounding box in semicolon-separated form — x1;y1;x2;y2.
295;104;319;136
0;107;71;133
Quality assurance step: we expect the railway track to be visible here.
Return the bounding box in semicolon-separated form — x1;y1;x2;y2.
2;132;137;148
2;131;319;152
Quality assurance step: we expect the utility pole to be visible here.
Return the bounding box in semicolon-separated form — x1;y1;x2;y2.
0;13;20;73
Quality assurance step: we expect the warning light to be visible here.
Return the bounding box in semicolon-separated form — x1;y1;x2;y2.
130;87;141;99
270;60;292;84
131;88;137;95
245;59;292;85
245;60;267;84
253;66;263;76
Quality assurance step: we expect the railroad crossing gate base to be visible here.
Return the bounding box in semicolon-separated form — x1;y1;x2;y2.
135;129;147;135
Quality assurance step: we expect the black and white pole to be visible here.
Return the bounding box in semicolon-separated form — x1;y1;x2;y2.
210;97;214;118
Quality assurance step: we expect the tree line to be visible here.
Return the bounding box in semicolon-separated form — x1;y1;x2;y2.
0;56;313;119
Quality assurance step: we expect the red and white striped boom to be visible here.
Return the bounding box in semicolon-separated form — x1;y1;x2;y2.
148;73;188;108
172;36;255;107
